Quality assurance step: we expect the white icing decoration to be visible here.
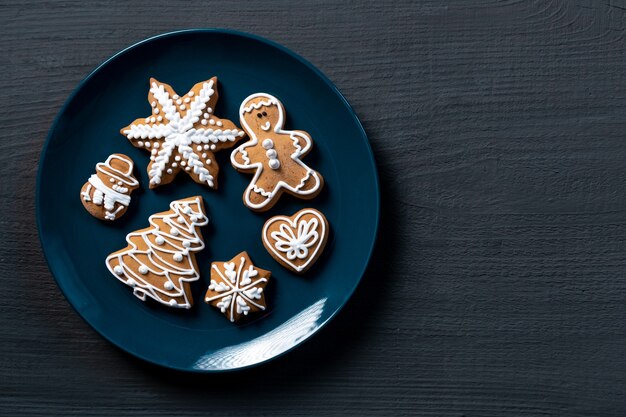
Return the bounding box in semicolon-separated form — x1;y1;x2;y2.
262;209;326;272
261;121;271;131
105;197;209;309
231;93;321;210
262;139;273;149
206;256;267;322
268;159;280;170
121;79;244;188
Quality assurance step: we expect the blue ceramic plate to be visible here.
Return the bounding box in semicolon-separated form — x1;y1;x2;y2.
37;29;379;372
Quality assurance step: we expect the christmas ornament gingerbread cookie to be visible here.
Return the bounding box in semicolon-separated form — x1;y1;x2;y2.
231;93;324;211
80;153;139;221
105;196;208;309
262;208;329;273
204;251;271;323
121;77;245;189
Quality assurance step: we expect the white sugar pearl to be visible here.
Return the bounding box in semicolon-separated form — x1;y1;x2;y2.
173;94;179;99
206;160;211;165
145;142;151;148
203;144;210;150
201;119;207;125
164;281;174;290
184;97;190;103
209;119;215;125
155;236;165;245
157;116;163;122
183;206;192;214
127;278;136;287
139;265;148;275
266;149;277;158
151;101;156;107
180;161;186;166
154;108;159;114
113;266;124;275
150;117;156;123
269;159;281;169
210;144;216;150
180;104;186;110
177;216;185;224
262;139;274;149
185;166;191;171
118;181;123;186
150;156;155;161
203;113;210;119
216;121;223;127
153;142;159;149
196;145;202;151
166;168;173;174
189;91;194;97
207;107;212;113
151;149;157;155
183;240;191;248
109;178;115;183
172;162;178;168
169;299;177;306
170;227;179;236
175;155;181;161
173;253;183;262
176;99;182;105
145;118;150;123
137;141;144;147
201;153;207;158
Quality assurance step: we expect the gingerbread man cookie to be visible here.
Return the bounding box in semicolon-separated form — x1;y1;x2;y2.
80;153;139;221
231;93;324;211
121;77;245;189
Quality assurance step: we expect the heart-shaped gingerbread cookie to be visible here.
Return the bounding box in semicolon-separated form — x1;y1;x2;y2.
262;208;329;273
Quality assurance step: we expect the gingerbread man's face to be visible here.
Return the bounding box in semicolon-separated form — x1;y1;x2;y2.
240;95;282;134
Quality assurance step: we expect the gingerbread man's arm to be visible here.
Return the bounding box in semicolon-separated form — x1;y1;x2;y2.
231;143;254;169
289;130;313;156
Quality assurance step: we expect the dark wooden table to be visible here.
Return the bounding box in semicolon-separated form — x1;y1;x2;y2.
3;1;626;415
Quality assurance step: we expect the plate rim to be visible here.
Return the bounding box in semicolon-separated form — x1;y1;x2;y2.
36;28;380;372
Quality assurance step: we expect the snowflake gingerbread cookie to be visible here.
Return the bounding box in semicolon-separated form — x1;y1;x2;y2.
204;251;271;323
262;208;329;274
231;93;324;211
105;196;208;309
121;77;245;189
80;153;139;221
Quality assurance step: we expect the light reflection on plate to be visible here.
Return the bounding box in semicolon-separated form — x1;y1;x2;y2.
194;298;327;370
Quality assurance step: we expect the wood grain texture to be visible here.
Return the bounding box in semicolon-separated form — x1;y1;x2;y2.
2;0;626;415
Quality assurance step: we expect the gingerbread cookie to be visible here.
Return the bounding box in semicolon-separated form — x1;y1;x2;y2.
204;251;270;322
121;77;245;189
105;196;208;309
262;208;329;273
80;153;139;221
231;93;324;211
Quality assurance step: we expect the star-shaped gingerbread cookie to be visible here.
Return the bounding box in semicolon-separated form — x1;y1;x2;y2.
204;251;270;323
121;76;245;189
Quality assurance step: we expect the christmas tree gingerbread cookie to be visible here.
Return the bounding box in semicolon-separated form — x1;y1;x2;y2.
204;251;271;322
121;77;245;189
80;153;139;221
231;93;324;211
262;208;329;273
105;196;208;309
